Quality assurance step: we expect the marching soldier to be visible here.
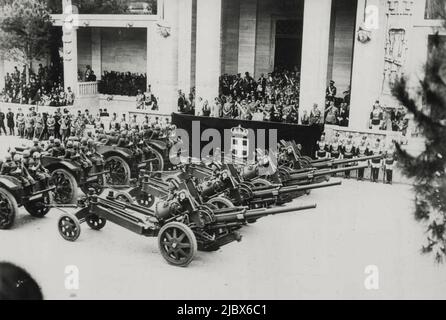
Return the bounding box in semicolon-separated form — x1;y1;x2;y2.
368;138;383;183
341;134;356;179
355;135;369;181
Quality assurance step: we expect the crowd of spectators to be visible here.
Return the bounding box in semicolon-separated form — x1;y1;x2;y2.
1;64;74;107
323;80;351;127
182;70;301;123
98;70;147;96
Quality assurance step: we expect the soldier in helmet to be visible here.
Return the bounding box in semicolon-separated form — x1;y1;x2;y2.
31;152;51;188
73;141;92;169
368;138;383;183
45;136;55;152
341;134;356;179
355;135;369;181
383;142;396;184
116;130;129;148
64;141;75;160
30;138;43;157
87;139;104;169
50;139;65;157
12;152;35;188
0;154;16;175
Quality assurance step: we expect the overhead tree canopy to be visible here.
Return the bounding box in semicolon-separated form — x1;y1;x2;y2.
0;0;53;81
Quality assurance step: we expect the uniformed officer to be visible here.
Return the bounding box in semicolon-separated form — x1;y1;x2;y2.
368;138;383;183
355;135;369;181
341;134;356;179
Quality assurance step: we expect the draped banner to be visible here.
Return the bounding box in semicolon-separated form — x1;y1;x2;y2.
171;113;324;157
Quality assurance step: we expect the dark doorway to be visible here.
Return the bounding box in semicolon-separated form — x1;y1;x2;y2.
274;19;302;71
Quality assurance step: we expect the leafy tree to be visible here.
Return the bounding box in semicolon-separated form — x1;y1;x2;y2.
392;17;446;262
0;0;53;82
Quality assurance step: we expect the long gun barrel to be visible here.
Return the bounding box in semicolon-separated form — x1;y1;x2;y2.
252;180;342;198
288;164;368;181
312;155;383;168
214;203;317;223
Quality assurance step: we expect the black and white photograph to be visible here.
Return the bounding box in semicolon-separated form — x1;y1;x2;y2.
0;0;445;303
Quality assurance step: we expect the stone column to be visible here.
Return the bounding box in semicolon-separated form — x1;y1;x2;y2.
91;28;102;81
348;0;386;130
177;0;193;94
299;0;332;121
147;0;179;114
237;0;257;75
195;0;222;112
62;0;79;94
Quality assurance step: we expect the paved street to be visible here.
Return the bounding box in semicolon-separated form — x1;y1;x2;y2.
0;135;445;299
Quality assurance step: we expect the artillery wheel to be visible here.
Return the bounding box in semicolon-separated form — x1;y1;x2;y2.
252;178;272;188
0;188;18;230
158;222;197;267
238;184;253;205
86;214;106;231
114;191;135;204
129;188;155;207
24;192;52;218
58;213;81;241
81;174;105;196
51;169;78;204
206;197;234;209
105;156;131;186
146;148;164;172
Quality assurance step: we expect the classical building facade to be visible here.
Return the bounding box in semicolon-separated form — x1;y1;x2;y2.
0;0;445;130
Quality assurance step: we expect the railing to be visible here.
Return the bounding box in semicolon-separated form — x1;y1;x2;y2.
78;81;98;97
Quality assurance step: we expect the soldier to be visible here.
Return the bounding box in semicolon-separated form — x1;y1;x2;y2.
315;134;329;160
14;152;35;188
74;141;92;169
369;101;383;130
355;135;369;181
130;114;139;131
25;113;34;140
87;139;104;169
47;114;55;138
50;139;65;157
116;130;129;148
45;136;55;152
383;142;396;184
34;113;43;140
16;112;25;138
30;138;43;157
0;154;16;175
368;138;383;183
64;141;76;160
341;134;356;179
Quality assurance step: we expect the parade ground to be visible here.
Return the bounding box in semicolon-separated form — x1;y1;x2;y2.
0;137;445;300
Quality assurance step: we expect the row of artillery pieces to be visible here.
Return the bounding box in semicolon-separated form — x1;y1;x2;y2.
0;138;382;266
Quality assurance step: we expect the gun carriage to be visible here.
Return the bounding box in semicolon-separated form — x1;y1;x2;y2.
0;172;55;229
57;189;316;266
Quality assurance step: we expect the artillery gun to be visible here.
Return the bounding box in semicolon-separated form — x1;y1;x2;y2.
57;189;316;266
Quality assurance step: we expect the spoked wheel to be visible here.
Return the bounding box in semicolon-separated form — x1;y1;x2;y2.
145;148;164;172
206;197;234;209
238;184;253;205
158;222;197;267
129;188;155;207
58;213;81;241
24;192;52;218
114;191;135;204
86;214;106;230
0;188;18;230
81;174;105;196
105;156;131;186
51;169;78;204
